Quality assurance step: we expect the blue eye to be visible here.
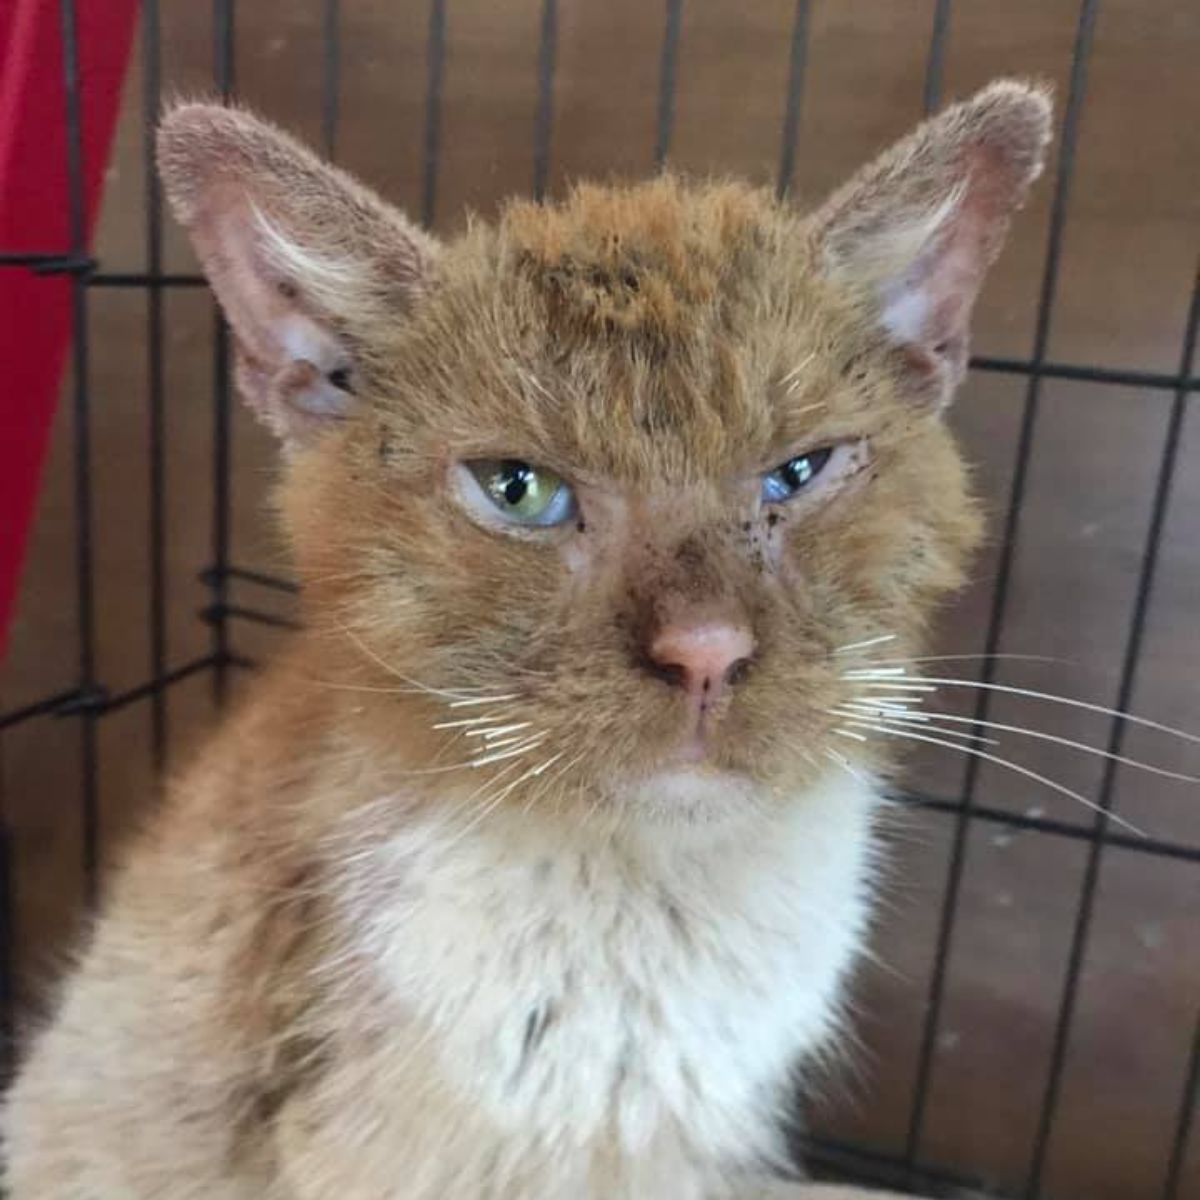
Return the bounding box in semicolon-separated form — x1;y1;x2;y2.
761;448;834;503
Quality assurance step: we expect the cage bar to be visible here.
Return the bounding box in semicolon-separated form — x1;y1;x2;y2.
58;0;101;904
141;0;167;769
653;0;683;169
322;0;341;161
208;0;235;705
1163;1012;1200;1200
421;0;447;228
532;0;558;201
897;789;1200;865
922;0;953;115
904;0;1101;1165
1024;266;1200;1196
775;0;811;199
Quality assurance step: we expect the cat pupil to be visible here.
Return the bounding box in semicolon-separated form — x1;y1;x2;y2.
501;462;532;506
783;457;814;489
782;447;831;491
470;458;574;525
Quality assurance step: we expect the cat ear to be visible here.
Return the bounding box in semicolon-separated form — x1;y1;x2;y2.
811;79;1052;408
157;104;440;446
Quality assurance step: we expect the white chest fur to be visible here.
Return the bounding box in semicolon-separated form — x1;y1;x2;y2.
330;771;879;1194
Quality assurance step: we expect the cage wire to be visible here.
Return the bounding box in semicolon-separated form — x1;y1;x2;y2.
0;1;1198;1198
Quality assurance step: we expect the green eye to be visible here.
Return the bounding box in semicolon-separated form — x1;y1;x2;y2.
469;459;576;527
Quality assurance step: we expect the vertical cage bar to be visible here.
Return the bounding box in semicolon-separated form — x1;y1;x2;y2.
59;0;100;903
775;0;811;199
213;4;235;104
142;0;167;769
1163;1011;1200;1200
532;0;558;201
1024;268;1200;1197
210;0;235;705
653;0;683;169
322;0;341;161
904;0;1100;1163
0;820;11;1085
923;0;952;114
421;0;447;228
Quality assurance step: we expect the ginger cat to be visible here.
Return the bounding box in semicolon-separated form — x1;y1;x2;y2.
3;81;1050;1199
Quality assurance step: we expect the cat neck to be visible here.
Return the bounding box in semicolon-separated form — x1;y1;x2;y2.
329;754;882;909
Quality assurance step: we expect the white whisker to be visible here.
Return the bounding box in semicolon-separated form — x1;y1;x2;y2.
520;752;584;815
845;706;1200;785
317;678;501;700
466;722;534;741
391;760;480;777
835;712;997;747
472;732;533;751
853;682;940;694
864;653;1065;668
337;623;499;702
444;751;532;819
844;699;923;717
432;715;507;730
824;747;872;786
448;693;520;708
859;675;1200;749
834;634;898;654
851;721;1147;837
832;728;868;742
530;750;568;777
469;736;546;768
444;760;549;849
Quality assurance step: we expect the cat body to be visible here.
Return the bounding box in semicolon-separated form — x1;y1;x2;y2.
5;657;873;1199
3;81;1050;1199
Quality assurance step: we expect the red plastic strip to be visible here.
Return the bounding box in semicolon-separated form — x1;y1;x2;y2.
0;0;139;659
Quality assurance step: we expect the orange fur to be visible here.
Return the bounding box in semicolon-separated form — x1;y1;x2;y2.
3;81;1050;1199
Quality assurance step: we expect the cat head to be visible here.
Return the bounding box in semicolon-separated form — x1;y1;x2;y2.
159;82;1050;825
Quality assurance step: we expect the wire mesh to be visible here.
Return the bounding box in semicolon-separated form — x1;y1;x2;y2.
0;1;1196;1196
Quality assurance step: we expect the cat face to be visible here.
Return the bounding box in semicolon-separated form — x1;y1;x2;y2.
158;82;1049;819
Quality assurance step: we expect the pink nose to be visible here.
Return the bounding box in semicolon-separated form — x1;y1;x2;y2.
647;620;755;699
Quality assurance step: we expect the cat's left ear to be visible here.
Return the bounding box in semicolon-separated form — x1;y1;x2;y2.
812;80;1052;408
158;104;440;447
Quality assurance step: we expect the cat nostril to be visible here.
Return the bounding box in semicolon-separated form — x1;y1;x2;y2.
725;657;753;688
645;660;689;690
645;621;756;695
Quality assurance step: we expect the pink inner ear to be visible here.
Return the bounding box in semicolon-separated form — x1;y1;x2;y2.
192;190;357;436
197;189;298;372
878;172;991;358
812;83;1050;406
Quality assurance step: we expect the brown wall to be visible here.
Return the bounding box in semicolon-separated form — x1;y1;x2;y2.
2;2;1198;1197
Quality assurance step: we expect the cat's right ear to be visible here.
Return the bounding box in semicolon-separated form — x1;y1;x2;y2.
157;104;440;447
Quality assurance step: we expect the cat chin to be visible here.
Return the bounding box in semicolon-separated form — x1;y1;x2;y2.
617;765;777;827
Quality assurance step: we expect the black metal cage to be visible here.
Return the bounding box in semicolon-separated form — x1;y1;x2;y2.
1;2;1197;1198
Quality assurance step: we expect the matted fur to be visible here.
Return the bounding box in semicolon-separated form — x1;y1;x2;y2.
3;82;1050;1199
